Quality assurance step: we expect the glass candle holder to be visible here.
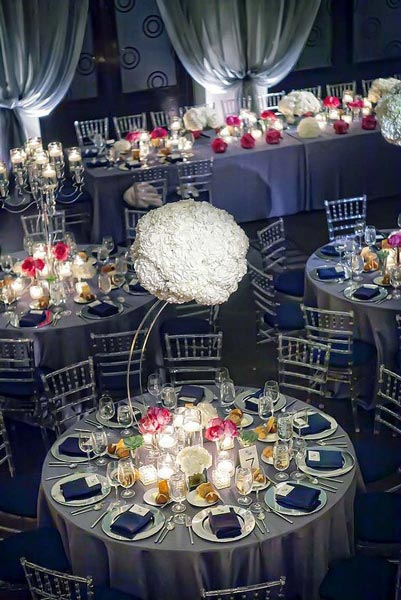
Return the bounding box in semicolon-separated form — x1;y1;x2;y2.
211;468;231;490
157;452;176;480
215;450;235;476
183;408;203;447
157;425;177;452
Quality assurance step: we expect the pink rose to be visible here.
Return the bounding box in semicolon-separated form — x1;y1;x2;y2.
387;231;401;248
225;115;241;127
150;127;168;139
348;99;364;109
205;417;224;441
125;131;141;143
362;115;377;130
323;96;340;108
260;110;276;121
211;138;227;154
192;130;202;139
333;119;349;134
138;415;158;435
52;242;69;262
223;419;238;438
240;133;255;149
265;129;281;144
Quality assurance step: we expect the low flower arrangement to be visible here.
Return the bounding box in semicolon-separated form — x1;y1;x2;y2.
368;78;401;104
278;90;321;123
176;446;212;476
204;417;238;442
183;106;222;136
138;406;172;435
21;257;45;278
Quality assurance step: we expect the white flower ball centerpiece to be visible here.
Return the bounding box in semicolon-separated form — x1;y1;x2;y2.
278;90;321;124
297;116;321;138
376;85;401;146
367;78;401;104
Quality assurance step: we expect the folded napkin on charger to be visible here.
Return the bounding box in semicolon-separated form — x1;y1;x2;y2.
110;507;153;538
305;449;344;470
82;148;99;158
317;267;345;280
293;412;331;435
128;281;147;294
58;437;91;458
60;477;102;501
352;286;380;301
178;385;205;403
276;484;320;512
243;388;263;411
320;245;340;257
87;301;119;317
209;508;242;539
86;158;109;168
19;310;49;328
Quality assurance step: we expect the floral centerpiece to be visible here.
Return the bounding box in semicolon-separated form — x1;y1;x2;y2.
52;242;69;262
21;257;45;279
197;402;218;428
183;107;222;137
376;86;401;146
297;116;321;138
138;407;171;441
176;446;212;489
278;90;321;124
205;416;238;450
368;78;401;104
323;96;340;109
386;230;401;266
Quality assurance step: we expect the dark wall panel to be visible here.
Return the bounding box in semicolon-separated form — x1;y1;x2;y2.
353;0;401;63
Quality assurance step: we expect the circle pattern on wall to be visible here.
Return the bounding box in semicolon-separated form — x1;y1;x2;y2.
361;17;381;39
77;53;95;76
143;15;164;38
114;0;136;12
386;0;401;9
147;71;169;88
121;46;141;70
385;40;401;57
306;26;321;47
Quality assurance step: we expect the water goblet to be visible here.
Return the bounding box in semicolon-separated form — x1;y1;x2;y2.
364;226;376;249
334;236;347;268
351;253;364;282
168;471;188;524
219;378;235;413
258;395;274;423
160;384;177;410
277;411;293;442
117;458;136;498
102;236;114;255
106;460;123;509
91;430;108;466
0;255;15;274
98;394;115;422
273;440;290;481
264;380;279;407
251;466;266;513
214;367;230;399
235;466;253;506
98;272;112;299
117;404;132;437
147;372;162;403
290;438;307;481
391;266;401;299
115;255;128;275
78;431;96;473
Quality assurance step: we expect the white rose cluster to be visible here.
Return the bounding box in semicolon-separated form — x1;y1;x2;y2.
376;86;401;146
368;78;401;103
183;106;223;132
131;200;249;304
297;116;321;138
278;90;321;121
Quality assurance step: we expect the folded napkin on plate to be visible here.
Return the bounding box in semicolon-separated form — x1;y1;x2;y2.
293;413;331;435
60;477;102;501
243;388;263;411
352;286;380;301
128;281;147;293
317;267;345;280
19;310;47;328
87;301;119;317
86;159;109;169
110;508;153;538
82;148;99;158
305;449;344;470
209;508;242;539
320;245;340;257
178;385;205;403
58;437;89;457
276;484;320;512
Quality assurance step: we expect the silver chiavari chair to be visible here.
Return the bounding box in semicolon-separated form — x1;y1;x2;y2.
257;91;285;113
301;85;322;98
177;158;214;204
200;576;287;599
149;110;170;129
21;558;94;600
324;195;367;241
74;117;109;147
131;165;169;203
257;218;307;272
361;79;374;97
21;211;66;244
41;359;97;436
374;365;401;440
277;334;331;404
220;96;252;117
164;332;223;386
0;411;14;478
326;81;357;97
184;102;215;112
113;113;147;139
124;208;147;246
175;304;220;329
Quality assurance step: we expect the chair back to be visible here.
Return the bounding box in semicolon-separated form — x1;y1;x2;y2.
21;558;95;600
277;334;330;402
113;113;147;139
90;329;147;396
124;208;147;246
301;305;354;366
74;118;109;147
374;365;401;437
324;195;367;241
21;211;66;244
41;359;97;436
150;110;170;129
301;85;322;98
257;218;287;271
175;304;219;328
220;97;252;116
326;81;356;98
361;79;374;97
164;332;223;386
131;165;169;205
177;159;214;203
257;91;285;113
0;410;15;477
201;577;287;599
248;262;277;319
184;102;215;112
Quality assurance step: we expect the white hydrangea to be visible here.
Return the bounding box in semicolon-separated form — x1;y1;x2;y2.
205;107;223;129
297;116;321;138
130;200;249;304
278;90;321;120
376;86;401;146
368;78;401;103
183;107;208;131
176;446;212;476
197;401;218;427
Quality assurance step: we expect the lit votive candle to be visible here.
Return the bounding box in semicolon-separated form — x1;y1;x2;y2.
157;433;177;451
329;109;339;120
29;284;44;301
11;278;24;295
272;119;284;131
211;468;231;490
170;120;181;132
32;243;46;260
43;165;57;181
362;107;371;116
138;464;158;486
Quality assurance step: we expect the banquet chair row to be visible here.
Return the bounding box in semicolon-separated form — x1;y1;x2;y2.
257;91;286;113
200;576;287;599
220;96;252;117
324;195;367;241
326;81;357;98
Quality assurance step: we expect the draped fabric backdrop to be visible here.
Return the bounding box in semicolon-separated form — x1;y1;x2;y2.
0;0;88;162
156;0;320;103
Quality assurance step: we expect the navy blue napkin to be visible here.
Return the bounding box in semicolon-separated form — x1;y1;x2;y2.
88;302;119;317
293;413;331;436
60;477;102;501
305;449;344;470
209;508;242;539
58;437;89;458
128;281;147;294
110;509;153;538
243;388;263;412
178;385;205;403
317;267;345;280
353;286;380;301
276;484;320;512
19;311;46;328
86;158;109;169
165;155;184;164
320;245;340;257
82;148;99;158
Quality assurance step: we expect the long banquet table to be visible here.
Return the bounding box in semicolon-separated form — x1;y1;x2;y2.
39;391;359;600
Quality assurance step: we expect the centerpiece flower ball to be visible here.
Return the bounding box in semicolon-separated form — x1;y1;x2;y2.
376;85;401;146
131;200;249;305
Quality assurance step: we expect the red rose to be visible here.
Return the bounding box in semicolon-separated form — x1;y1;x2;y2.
125;131;141;143
240;133;255;149
323;96;340;108
348;99;364;109
150;127;168;139
34;259;45;272
211;138;227;154
260;110;276;120
52;242;69;262
361;115;377;130
333;119;349;134
265;129;281;144
192;130;202;139
225;115;241;127
21;257;45;277
205;417;224;441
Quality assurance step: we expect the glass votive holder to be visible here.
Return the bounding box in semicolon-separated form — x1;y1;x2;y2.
157;452;176;480
157;425;177;453
215;450;235;477
211;468;231;490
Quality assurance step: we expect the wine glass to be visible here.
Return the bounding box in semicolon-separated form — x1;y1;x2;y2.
258;395;274;423
117;458;136;499
102;236;114;255
351;253;364;282
23;235;34;255
168;470;188;524
96;246;110;266
64;232;76;256
106;460;123;509
0;255;15;274
160;384;177;410
214;367;230;399
117;404;132;437
147;372;162;403
235;466;253;506
364;226;376;248
391;266;401;299
115;255;128;275
273;440;290;481
91;132;105;154
290;437;307;481
251;465;266;513
78;432;96;473
91;430;108;466
277;411;293;442
98;272;112;300
112;272;126;288
354;220;365;244
264;380;279;406
98;394;115;422
334;236;347;267
397;214;401;229
219;378;235;413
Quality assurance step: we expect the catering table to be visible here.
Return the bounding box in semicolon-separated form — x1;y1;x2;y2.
38;392;359;600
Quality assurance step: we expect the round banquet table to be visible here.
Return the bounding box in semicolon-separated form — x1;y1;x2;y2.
305;246;401;407
38;391;360;600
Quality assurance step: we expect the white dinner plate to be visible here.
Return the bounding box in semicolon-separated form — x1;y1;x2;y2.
343;284;387;303
298;445;355;478
257;431;278;443
264;482;327;517
260;449;274;465
50;473;110;507
373;276;391;287
191;505;255;543
102;505;164;541
143;487;172;507
80;301;123;320
186;488;220;508
292;409;338;440
176;385;214;404
51;433;95;464
240;414;254;428
234;390;286;414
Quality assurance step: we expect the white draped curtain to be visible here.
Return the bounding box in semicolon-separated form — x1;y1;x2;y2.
0;0;88;161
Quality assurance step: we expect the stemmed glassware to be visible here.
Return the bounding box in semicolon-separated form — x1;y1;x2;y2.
258;394;274;423
397;213;401;229
290;437;307;481
78;431;96;473
0;254;15;274
364;226;376;249
214;367;230;400
91;430;108;466
117;404;132;437
264;380;279;405
334;236;347;268
168;470;188;524
98;272;112;300
102;236;114;256
98;394;115;421
391;266;401;299
106;460;123;509
235;466;253;506
273;440;290;481
277;411;293;442
117;458;136;499
251;466;267;513
147;372;162;404
351;253;364;283
219;378;236;413
160;384;177;410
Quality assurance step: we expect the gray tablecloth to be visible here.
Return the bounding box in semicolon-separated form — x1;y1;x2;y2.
38;394;358;600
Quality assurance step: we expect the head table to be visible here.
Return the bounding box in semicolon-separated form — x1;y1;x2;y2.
38;389;360;600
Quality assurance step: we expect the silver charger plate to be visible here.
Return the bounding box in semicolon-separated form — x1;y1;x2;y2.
314;246;341;261
292;409;338;440
102;505;164;541
9;311;53;329
298;445;355;478
234;390;286;414
80;301;123;320
343;284;387;303
192;505;255;543
309;266;349;283
177;385;214;404
95;402;144;428
51;433;95;464
264;481;327;517
50;473;110;507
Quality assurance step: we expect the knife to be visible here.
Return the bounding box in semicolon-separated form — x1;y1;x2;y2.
154;516;172;544
91;509;109;529
186;516;194;545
